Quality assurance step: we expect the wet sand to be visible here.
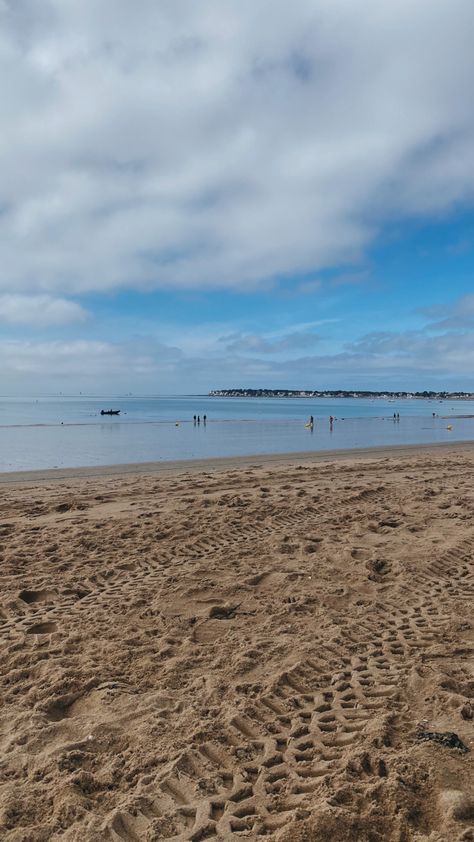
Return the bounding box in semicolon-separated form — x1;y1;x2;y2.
0;444;473;840
2;438;474;485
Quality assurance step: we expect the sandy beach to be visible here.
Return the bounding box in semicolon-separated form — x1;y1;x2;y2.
0;444;473;841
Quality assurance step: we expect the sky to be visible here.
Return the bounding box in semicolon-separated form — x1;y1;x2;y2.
2;0;474;395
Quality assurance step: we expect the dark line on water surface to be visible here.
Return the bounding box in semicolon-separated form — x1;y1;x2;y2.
0;414;472;429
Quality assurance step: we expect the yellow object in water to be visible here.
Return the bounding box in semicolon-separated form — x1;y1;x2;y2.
447;425;453;430
304;423;312;428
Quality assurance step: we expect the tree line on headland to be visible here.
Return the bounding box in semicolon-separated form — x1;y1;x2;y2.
209;389;474;399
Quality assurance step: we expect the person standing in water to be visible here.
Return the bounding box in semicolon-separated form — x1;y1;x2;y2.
203;415;207;424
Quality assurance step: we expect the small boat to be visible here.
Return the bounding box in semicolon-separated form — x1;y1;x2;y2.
100;409;120;416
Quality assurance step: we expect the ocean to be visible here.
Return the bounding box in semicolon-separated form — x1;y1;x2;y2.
1;394;473;472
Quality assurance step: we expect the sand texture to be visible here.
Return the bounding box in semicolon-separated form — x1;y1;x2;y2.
0;449;473;841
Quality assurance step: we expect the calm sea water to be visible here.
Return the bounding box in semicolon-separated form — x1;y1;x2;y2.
1;395;473;472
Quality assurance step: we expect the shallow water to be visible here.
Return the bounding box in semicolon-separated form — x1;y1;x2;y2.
0;395;473;471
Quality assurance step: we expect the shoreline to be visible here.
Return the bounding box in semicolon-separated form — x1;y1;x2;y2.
1;438;473;485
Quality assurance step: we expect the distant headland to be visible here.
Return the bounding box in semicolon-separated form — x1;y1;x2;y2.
209;389;474;399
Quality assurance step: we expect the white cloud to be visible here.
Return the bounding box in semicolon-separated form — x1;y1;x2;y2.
0;336;181;385
0;294;88;326
0;1;474;295
419;293;474;330
222;330;322;354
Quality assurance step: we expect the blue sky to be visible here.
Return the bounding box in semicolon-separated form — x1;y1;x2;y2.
2;1;474;394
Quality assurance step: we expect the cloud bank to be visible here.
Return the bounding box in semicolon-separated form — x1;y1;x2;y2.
0;294;87;326
1;0;474;296
3;294;474;393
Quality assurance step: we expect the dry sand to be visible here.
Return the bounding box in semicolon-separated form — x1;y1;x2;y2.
0;445;473;841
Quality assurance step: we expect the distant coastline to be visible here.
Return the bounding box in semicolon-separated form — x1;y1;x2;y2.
209;388;474;399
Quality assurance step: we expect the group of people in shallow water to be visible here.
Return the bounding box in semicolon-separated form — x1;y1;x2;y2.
307;413;405;430
307;415;334;430
193;415;207;424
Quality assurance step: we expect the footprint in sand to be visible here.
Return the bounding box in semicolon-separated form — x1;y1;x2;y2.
19;589;56;604
26;621;58;634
